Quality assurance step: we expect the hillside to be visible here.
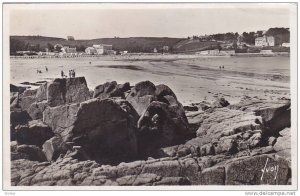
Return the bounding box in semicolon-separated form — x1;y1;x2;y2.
10;36;184;53
172;39;220;53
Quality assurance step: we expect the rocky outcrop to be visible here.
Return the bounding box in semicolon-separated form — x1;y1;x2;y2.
126;81;157;116
10;79;292;186
93;81;130;99
36;82;47;102
42;136;69;162
212;97;230;108
43;98;139;164
11;153;289;186
157;100;291;161
23;89;38;97
137;101;191;157
11;144;47;162
18;96;37;111
27;101;48;120
126;81;190;156
273;128;291;161
10;110;31;128
10;84;27;94
14;120;54;147
47;77;91;107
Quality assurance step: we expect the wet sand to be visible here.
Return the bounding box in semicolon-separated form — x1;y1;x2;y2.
10;55;290;105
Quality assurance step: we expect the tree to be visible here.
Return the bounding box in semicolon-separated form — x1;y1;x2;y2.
54;45;62;52
75;45;86;52
266;28;290;45
10;38;26;54
242;32;255;45
47;43;54;52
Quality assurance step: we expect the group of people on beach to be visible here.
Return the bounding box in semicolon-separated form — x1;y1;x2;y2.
219;66;225;70
61;69;76;78
37;66;48;74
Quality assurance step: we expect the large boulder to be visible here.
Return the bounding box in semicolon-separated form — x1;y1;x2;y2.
125;81;190;156
137;101;190;156
126;81;157;115
47;77;91;107
27;101;48;120
10;84;27;94
10;92;19;109
10;110;31;128
273;128;291;160
23;89;38;97
14;120;54;147
36;82;48;102
93;81;130;99
42;136;69;161
212;97;230;108
43;98;139;164
225;154;290;185
18;95;37;111
11;144;47;162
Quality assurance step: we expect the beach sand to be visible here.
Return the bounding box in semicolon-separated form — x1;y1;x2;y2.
10;54;290;105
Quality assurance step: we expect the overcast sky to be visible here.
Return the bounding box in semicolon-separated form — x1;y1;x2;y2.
8;4;292;39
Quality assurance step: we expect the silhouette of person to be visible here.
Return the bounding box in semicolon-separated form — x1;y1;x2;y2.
61;70;64;78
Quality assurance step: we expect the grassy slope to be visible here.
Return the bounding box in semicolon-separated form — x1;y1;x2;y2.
11;36;220;53
11;36;183;52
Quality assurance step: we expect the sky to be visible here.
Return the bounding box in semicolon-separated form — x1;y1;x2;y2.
8;4;292;39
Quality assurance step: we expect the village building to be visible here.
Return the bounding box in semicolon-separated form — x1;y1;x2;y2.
61;46;77;54
282;43;290;47
85;47;97;55
197;49;220;55
93;44;113;54
255;35;275;47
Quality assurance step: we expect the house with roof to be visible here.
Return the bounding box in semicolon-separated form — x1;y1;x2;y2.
93;44;113;54
255;35;275;47
85;47;97;55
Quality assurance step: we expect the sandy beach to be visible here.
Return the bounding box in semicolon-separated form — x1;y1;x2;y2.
10;54;290;105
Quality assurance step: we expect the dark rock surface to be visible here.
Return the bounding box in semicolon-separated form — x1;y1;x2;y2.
14;120;54;147
11;144;47;162
93;81;130;99
47;77;91;107
11;154;289;186
42;136;69;162
43;98;139;164
10;79;292;186
27;101;48;120
10;84;27;94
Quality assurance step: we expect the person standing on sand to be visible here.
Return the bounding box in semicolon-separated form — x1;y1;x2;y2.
61;70;64;78
45;66;48;72
222;66;224;70
69;70;71;78
219;66;221;71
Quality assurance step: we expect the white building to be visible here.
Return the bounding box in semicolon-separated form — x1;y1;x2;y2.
85;47;97;55
282;43;290;47
255;35;275;47
197;49;220;55
93;44;113;54
61;46;77;54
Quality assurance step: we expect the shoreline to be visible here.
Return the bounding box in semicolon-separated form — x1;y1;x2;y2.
10;52;290;59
